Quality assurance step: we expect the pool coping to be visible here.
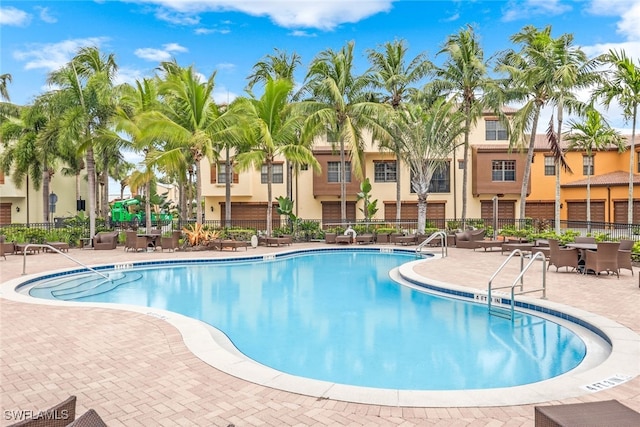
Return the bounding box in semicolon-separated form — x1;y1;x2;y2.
1;247;638;407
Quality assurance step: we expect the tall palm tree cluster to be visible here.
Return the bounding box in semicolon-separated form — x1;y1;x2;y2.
1;25;638;238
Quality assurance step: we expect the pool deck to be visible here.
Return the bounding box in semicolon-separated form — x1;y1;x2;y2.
1;243;639;426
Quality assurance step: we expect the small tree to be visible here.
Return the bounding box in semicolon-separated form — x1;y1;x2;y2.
356;177;379;226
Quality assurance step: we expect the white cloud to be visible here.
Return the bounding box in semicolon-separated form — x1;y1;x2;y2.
194;27;230;34
114;67;147;86
134;43;188;61
129;0;395;30
154;8;200;25
13;37;110;71
581;41;640;60
288;30;316;37
587;0;640;41
502;0;571;22
216;62;235;71
213;86;238;105
0;6;31;26
35;6;57;23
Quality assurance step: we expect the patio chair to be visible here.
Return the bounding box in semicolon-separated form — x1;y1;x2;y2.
124;230;147;252
547;239;579;272
355;233;374;244
325;233;337;244
584;242;620;278
92;231;119;250
161;230;182;252
9;395;76;427
454;229;485;249
617;239;634;276
65;409;107;427
0;235;12;260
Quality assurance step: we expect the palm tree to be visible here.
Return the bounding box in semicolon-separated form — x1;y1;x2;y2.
0;73;19;122
497;25;593;228
564;108;625;224
47;46;118;239
0;73;11;101
247;49;303;219
593;49;640;225
396;98;465;234
142;61;235;226
0;101;60;223
429;25;492;224
367;39;431;222
302;41;393;223
111;78;162;230
234;78;319;236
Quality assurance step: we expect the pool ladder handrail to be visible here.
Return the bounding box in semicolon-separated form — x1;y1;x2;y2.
22;243;111;281
415;230;448;258
487;250;547;321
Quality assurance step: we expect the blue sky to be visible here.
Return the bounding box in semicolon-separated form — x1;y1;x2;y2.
2;0;640;132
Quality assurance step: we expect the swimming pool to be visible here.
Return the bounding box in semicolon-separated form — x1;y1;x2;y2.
25;249;587;391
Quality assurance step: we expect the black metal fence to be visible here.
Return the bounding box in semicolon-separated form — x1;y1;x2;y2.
2;217;639;243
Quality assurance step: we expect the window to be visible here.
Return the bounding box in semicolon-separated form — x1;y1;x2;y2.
374;161;397;182
212;163;238;184
261;163;284;184
544;156;555;176
408;162;450;193
485;120;508;140
583;155;594;176
300;164;309;171
327;161;351;183
492;160;516;181
429;162;450;193
458;159;465;169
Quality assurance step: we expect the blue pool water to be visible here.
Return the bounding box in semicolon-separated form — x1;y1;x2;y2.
28;250;586;390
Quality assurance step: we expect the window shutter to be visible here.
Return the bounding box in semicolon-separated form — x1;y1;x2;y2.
210;163;216;183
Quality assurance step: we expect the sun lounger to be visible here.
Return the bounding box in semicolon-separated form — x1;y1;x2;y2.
266;236;292;247
355;234;374;244
215;239;250;251
534;399;640;427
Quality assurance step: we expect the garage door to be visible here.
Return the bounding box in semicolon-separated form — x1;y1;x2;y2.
321;201;356;227
384;202;445;228
480;200;515;227
566;201;605;227
219;202;281;230
525;201;555;221
613;200;640;225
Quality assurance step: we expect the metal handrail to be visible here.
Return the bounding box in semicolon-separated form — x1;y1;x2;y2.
415;231;448;258
22;244;110;280
487;250;547;320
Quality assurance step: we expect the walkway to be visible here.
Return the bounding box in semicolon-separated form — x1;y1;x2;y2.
1;243;638;426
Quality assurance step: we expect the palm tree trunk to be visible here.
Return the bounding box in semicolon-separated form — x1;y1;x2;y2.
395;157;401;225
101;154;109;218
225;147;231;228
520;106;541;220
42;167;50;223
195;163;202;225
461;106;470;224
417;192;427;234
267;159;273;236
555;104;564;234
587;175;591;225
340;138;346;225
628;106;637;225
86;146;97;239
179;179;186;223
145;180;152;230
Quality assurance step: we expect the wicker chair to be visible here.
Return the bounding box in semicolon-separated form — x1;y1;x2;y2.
161;230;182;252
618;239;634;276
124;230;147;252
65;409;107;427
8;395;76;427
454;229;485;249
584;242;620;278
547;239;579;272
92;231;119;250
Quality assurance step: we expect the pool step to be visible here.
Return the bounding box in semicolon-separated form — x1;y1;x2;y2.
30;272;141;301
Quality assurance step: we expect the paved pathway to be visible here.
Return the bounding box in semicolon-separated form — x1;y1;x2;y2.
1;243;638;426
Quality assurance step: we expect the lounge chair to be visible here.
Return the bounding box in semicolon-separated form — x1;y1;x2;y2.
325;233;337;244
124;230;147;252
547;239;578;272
93;231;119;250
9;395;76;427
161;230;182;252
355;234;374;244
617;239;634;276
454;229;485;249
584;241;620;277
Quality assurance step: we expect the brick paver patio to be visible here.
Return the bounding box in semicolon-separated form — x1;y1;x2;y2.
1;243;638;426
